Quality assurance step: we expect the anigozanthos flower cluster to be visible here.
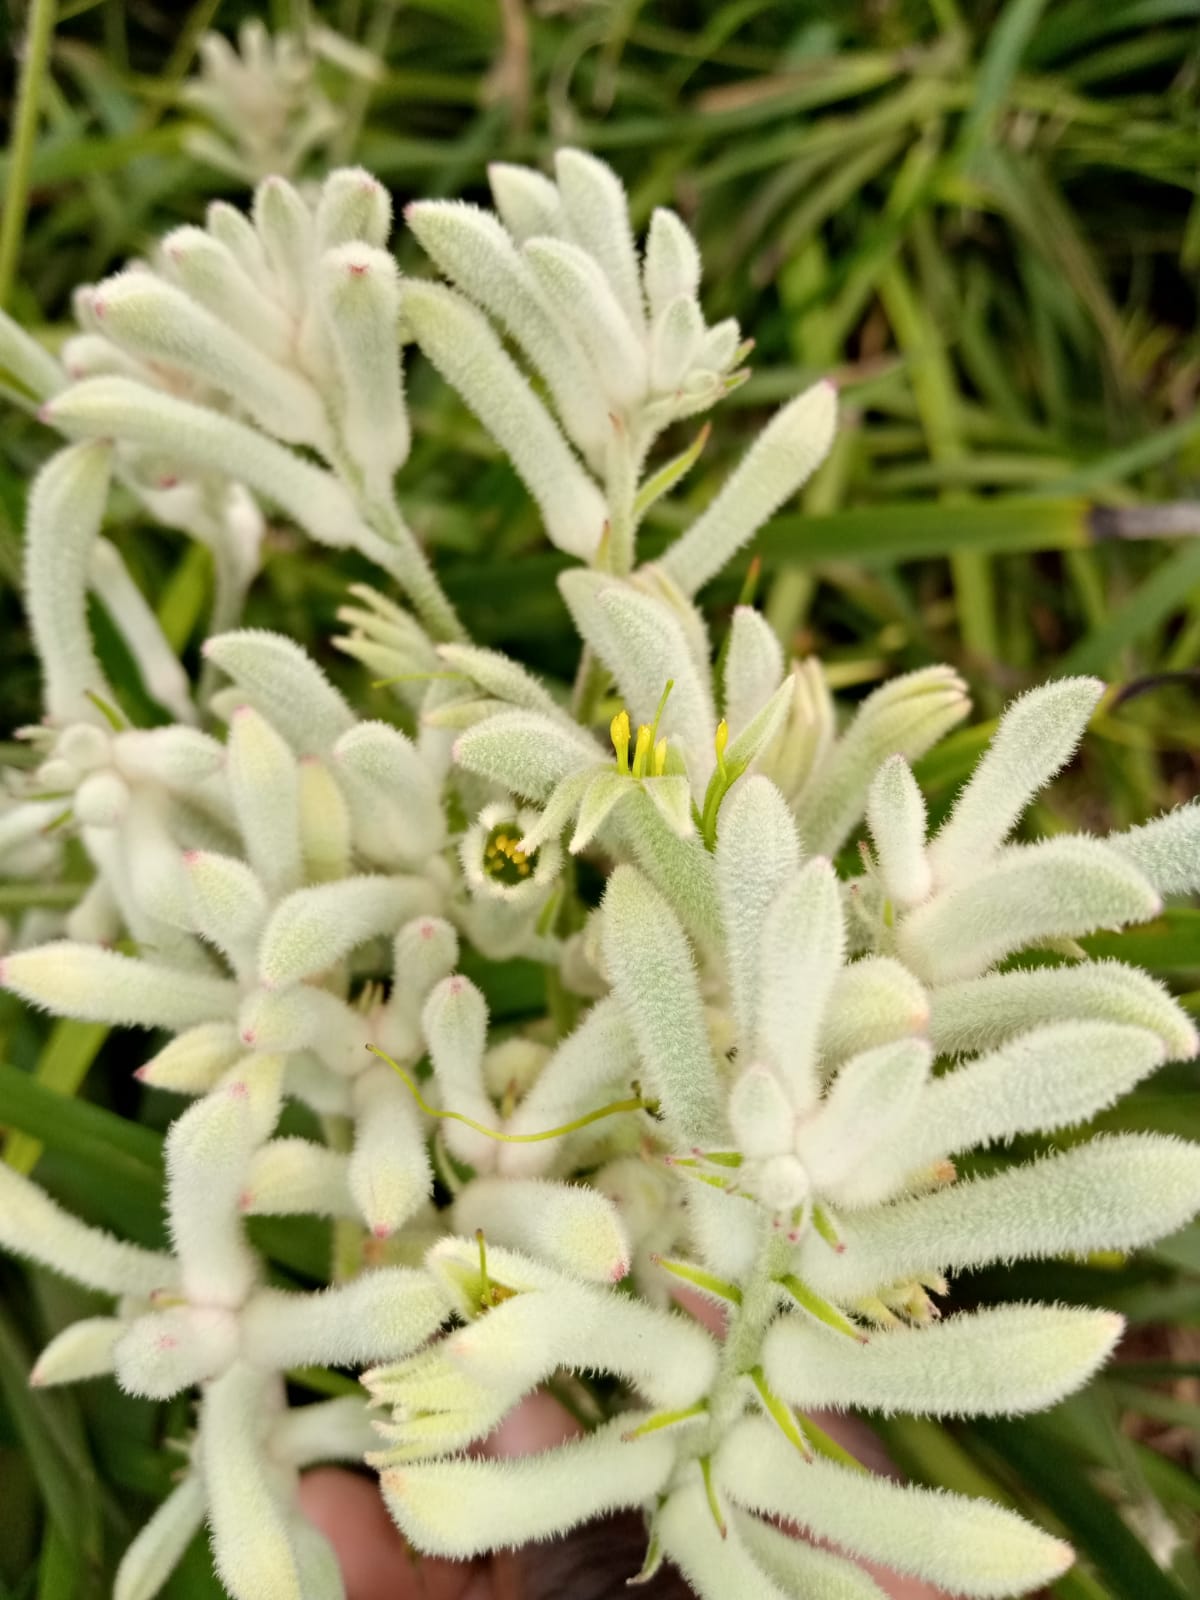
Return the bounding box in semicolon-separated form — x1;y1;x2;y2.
0;132;1198;1600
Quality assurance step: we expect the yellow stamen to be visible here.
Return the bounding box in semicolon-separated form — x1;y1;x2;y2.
632;724;653;778
653;738;668;777
611;709;631;774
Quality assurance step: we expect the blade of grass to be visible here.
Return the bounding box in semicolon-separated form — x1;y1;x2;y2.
956;0;1051;166
3;1020;109;1176
0;1300;104;1598
0;0;57;308
1055;540;1200;678
878;256;999;672
973;1416;1192;1600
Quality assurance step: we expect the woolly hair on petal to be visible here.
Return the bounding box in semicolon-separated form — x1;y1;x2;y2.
643;206;702;317
524;237;648;408
899;837;1161;985
226;705;303;900
242;1136;356;1220
649;294;705;394
764;1303;1123;1419
1111;800;1200;896
497;993;638;1177
754;857;845;1112
723;605;784;736
240;1268;447;1369
657;1476;794;1600
202;1363;306;1600
400;279;607;560
421;972;500;1169
349;1062;432;1238
559;571;718;786
867;754;932;908
298;756;353;884
442;1280;717;1407
453;708;605;802
47;379;365;554
165;1078;261;1307
0;304;67;402
182;850;269;974
406;200;609;462
794;1136;1200;1302
795;665;970;856
601;864;724;1148
486;160;564;240
382;1420;675;1559
256;874;427;986
452;1177;631;1283
333;720;445;862
820;956;930;1066
734;1509;891;1600
315;167;392;251
270;1395;379;1467
113;1304;239;1399
928;676;1104;889
718;1419;1073;1598
113;1474;207;1600
317;242;410;493
885;1021;1165;1174
24;441;116;727
715;774;801;1052
88;270;329;448
927;961;1198;1063
660;382;837;597
0;943;238;1031
31;1317;123;1388
797;1035;930;1191
0;1162;178;1296
204;629;355;754
160;224;294;362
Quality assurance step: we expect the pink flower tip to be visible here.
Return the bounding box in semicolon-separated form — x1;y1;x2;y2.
37;403;54;424
238;1190;252;1212
227;1080;249;1099
181;849;201;866
610;1259;630;1283
418;920;436;940
372;1223;391;1240
133;1064;149;1082
348;261;369;277
29;1367;46;1387
239;1028;257;1046
447;975;465;996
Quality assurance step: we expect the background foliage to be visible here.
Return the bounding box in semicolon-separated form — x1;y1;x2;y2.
0;1;1197;1595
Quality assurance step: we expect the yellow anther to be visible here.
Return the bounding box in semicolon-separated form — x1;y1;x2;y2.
482;820;537;886
632;723;653;779
714;718;729;778
653;738;668;777
611;709;631;774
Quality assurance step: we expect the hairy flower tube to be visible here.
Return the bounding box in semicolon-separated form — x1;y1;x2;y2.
1;132;1199;1600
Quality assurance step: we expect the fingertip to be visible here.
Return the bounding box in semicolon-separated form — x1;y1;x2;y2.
299;1467;479;1600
